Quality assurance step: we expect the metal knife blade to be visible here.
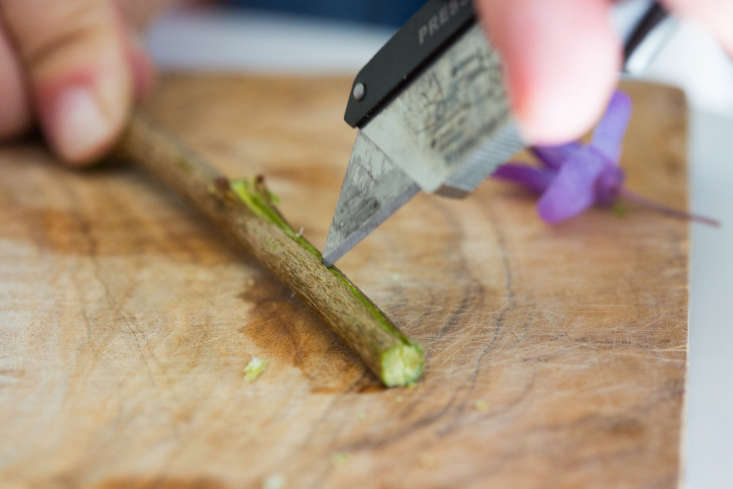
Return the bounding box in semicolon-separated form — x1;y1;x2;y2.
323;0;670;266
323;23;522;265
322;132;420;267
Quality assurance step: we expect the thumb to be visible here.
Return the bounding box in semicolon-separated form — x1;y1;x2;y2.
477;0;620;144
0;0;133;165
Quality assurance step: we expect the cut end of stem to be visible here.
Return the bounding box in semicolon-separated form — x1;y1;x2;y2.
230;176;425;388
381;343;424;387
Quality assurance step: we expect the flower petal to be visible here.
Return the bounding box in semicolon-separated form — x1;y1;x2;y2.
591;90;632;163
493;163;556;194
537;146;607;223
531;143;583;169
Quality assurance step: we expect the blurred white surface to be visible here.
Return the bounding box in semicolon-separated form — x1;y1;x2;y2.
685;110;733;489
646;22;733;116
147;7;732;488
147;7;393;73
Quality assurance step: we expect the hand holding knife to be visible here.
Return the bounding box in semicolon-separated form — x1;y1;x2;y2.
323;0;672;266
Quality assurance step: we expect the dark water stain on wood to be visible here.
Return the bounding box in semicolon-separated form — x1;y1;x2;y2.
607;417;646;439
0;152;246;265
238;270;381;393
1;204;242;265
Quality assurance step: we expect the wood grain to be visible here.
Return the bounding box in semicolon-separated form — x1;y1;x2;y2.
115;113;423;387
0;76;688;489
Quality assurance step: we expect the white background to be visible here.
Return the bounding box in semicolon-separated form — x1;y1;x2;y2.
146;6;733;488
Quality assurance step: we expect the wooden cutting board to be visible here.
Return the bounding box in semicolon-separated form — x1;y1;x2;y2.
0;76;688;489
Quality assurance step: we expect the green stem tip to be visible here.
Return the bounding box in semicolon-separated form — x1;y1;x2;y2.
228;177;425;387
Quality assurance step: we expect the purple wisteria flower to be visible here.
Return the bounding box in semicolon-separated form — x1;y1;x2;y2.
492;91;719;227
494;91;631;223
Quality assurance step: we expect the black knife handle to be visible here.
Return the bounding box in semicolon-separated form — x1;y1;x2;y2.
345;0;667;129
623;2;669;65
344;0;476;128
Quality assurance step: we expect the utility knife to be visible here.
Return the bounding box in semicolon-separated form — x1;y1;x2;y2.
323;0;672;266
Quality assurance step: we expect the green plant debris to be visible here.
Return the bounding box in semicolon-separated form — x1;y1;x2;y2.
262;474;285;489
330;452;351;467
229;177;424;386
613;201;629;217
474;400;489;413
245;357;268;382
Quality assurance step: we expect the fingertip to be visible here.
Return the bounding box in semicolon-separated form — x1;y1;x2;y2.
1;0;134;166
478;0;621;144
37;73;128;166
518;38;620;145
